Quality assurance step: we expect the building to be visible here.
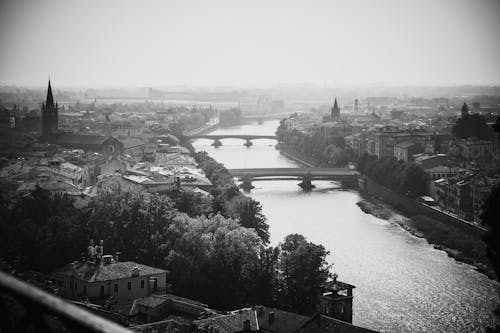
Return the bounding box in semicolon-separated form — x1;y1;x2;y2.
394;142;423;162
129;294;211;324
255;305;376;333
53;242;168;302
414;154;449;170
469;176;498;222
449;138;494;161
430;176;473;220
331;98;340;122
42;80;59;139
50;134;124;158
318;122;353;141
194;308;260;333
424;165;466;181
461;102;469;117
354;99;359;113
318;276;354;323
369;127;434;159
345;132;367;156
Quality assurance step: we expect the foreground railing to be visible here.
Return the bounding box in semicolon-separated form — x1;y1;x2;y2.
0;270;132;332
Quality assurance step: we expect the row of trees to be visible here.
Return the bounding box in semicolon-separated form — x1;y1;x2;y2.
193;151;270;243
356;153;429;198
0;187;332;314
276;120;355;167
219;108;242;126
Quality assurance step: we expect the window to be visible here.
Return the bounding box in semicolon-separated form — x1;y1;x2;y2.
100;286;105;297
83;286;87;296
114;284;118;293
127;281;132;290
74;282;77;290
141;280;145;289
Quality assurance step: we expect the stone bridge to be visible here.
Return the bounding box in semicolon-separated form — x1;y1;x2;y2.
186;134;277;147
228;167;358;190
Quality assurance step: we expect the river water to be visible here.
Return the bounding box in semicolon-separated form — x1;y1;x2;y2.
192;120;499;333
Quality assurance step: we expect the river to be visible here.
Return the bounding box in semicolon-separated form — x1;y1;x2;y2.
192;120;499;333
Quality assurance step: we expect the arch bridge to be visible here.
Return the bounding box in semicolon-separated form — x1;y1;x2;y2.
228;167;358;190
186;134;277;147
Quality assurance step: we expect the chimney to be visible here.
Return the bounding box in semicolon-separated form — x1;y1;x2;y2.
333;273;338;283
101;255;113;265
132;267;140;277
268;312;275;324
114;252;121;262
243;319;251;332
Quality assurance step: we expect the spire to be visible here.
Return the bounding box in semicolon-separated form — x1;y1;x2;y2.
461;102;469;117
46;80;54;109
331;98;340;121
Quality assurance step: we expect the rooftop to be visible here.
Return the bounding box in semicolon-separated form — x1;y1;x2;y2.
323;279;355;291
55;260;167;283
194;308;259;333
297;314;378;333
50;134;113;146
395;141;420;149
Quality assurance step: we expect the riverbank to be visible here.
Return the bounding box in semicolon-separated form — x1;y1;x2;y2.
184;121;219;136
277;145;494;279
357;197;495;279
277;144;328;168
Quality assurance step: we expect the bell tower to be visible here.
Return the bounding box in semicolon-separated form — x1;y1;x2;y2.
461;102;469;118
42;80;58;139
331;98;340;122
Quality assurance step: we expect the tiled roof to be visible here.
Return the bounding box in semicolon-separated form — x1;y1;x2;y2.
297;315;378;333
322;280;355;291
256;306;309;333
55;260;166;283
194;308;259;333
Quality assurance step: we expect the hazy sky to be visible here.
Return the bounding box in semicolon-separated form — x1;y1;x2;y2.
1;0;500;87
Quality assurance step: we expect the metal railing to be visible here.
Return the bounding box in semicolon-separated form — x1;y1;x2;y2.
0;270;132;333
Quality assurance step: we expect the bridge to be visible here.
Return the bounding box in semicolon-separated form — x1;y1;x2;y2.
228;167;358;190
186;134;277;147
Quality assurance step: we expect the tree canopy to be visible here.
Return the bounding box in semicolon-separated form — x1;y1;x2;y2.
452;113;494;140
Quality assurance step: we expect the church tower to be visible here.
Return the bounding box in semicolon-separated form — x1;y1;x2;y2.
42;80;58;139
461;102;469;118
331;98;340;121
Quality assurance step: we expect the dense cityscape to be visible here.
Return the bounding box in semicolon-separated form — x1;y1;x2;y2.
1;0;500;332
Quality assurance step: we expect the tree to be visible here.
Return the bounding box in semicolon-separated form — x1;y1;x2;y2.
276;234;332;315
167;188;213;217
225;196;270;244
481;116;500;332
398;164;428;198
85;189;177;266
452;113;494;140
166;214;262;309
0;187;86;272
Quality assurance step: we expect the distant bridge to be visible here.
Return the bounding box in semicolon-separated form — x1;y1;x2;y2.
228;167;358;189
187;134;277;140
186;134;277;146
